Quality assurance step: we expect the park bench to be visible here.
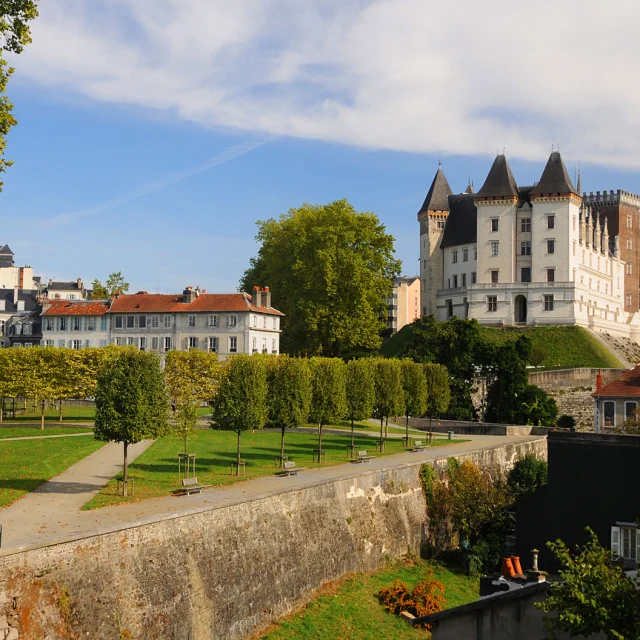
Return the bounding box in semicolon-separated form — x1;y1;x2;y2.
276;461;305;477
412;440;426;452
172;477;209;496
352;450;374;463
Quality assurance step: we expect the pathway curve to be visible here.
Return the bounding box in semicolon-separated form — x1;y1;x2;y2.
0;439;153;550
0;434;544;554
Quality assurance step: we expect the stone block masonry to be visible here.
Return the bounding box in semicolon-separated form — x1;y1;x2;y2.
0;437;546;640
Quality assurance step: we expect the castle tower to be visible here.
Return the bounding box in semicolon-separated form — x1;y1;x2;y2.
418;166;453;316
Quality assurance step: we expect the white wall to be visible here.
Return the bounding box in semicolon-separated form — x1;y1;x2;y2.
476;201;518;284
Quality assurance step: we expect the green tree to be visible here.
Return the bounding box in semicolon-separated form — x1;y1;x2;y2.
507;454;548;502
423;364;451;433
345;358;375;446
308;357;347;457
22;347;65;430
91;272;130;299
267;356;312;467
557;414;576;430
515;384;558;427
240;200;401;355
211;355;268;473
401;360;427;442
94;348;169;495
538;528;640;639
0;0;38;190
372;358;404;444
165;350;219;453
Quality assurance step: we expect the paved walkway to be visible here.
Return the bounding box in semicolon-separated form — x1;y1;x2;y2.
0;434;544;554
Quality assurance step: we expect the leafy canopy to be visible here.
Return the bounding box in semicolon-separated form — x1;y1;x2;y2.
372;358;404;422
91;272;130;299
267;355;312;429
308;357;347;427
507;454;548;502
345;358;376;423
401;360;427;419
423;364;451;418
240;199;401;355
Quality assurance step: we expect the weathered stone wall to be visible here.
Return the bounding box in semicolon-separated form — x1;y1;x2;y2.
0;438;546;640
528;368;626;430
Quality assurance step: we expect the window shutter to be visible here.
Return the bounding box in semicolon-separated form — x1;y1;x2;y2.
59;339;65;348
183;337;189;351
86;339;91;348
635;528;640;563
611;526;621;557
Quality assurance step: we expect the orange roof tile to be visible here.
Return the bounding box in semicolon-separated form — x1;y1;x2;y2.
594;365;640;398
109;293;284;316
43;300;110;316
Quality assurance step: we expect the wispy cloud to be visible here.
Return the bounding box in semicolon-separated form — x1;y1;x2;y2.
40;139;269;228
15;0;640;168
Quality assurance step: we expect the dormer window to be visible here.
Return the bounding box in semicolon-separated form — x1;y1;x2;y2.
17;301;24;311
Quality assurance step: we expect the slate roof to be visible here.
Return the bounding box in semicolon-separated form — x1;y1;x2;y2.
0;244;13;255
110;292;284;316
47;281;83;291
43;300;110;316
593;365;640;398
475;155;518;199
464;182;475;195
530;152;578;196
440;194;478;249
418;167;453;215
0;289;39;314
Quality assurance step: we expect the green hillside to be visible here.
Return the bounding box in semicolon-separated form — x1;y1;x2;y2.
381;323;623;369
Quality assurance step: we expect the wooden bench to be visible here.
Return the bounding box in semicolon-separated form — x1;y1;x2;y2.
352;450;374;463
412;440;426;452
276;461;306;477
172;477;209;496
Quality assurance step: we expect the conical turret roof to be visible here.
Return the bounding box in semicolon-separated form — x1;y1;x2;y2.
530;152;578;196
418;167;453;215
475;155;518;199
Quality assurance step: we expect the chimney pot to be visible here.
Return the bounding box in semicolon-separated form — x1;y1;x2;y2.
253;286;262;308
262;287;272;309
596;368;604;392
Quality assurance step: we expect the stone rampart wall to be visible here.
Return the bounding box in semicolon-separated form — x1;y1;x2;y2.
0;438;547;640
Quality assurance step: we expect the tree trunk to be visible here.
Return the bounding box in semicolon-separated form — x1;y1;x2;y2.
380;417;384;445
40;400;45;431
236;430;241;472
280;428;286;468
123;441;129;496
351;419;355;447
59;399;63;422
406;414;410;442
318;422;323;457
429;415;433;443
0;397;3;423
385;417;389;439
184;433;188;455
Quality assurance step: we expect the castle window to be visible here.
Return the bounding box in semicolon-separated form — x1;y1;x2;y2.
490;241;499;256
627;238;633;250
547;215;555;230
423;259;426;269
573;241;576;256
521;241;531;256
474;246;477;260
487;296;497;312
463;248;469;262
627;293;632;307
437;221;445;229
453;275;458;288
491;270;499;284
491;218;499;232
472;272;477;284
547;268;555;283
462;274;467;286
521;267;531;283
546;239;555;254
543;295;554;311
521;218;531;233
627;263;633;275
628;216;633;229
452;250;458;264
573;217;576;231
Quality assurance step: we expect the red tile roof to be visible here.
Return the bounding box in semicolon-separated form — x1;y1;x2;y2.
43;300;110;316
594;365;640;398
109;293;284;316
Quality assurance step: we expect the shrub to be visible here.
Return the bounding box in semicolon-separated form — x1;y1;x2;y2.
378;574;446;629
557;414;576;430
508;454;548;502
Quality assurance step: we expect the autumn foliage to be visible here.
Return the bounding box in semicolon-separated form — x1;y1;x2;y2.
378;574;446;629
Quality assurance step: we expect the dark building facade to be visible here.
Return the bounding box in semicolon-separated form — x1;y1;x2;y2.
516;431;640;572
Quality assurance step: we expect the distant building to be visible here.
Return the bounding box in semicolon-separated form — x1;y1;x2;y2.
0;289;42;348
41;299;110;349
0;244;39;290
44;278;90;301
386;276;420;334
592;365;640;431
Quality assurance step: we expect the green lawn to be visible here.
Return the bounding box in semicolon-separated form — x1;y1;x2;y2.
260;557;477;640
0;435;104;508
83;429;455;510
0;426;93;439
4;404;96;422
306;419;425;435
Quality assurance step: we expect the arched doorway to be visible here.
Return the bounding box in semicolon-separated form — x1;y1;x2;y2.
515;295;527;324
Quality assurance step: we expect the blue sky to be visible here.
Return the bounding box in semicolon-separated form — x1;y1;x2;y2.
3;0;640;293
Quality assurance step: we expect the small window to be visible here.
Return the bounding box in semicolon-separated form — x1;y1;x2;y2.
59;317;67;331
139;315;146;328
487;296;497;312
547;215;555;230
273;317;277;329
474;246;477;260
627;263;633;275
115;316;123;329
453;275;458;288
627;216;633;229
491;270;499;284
126;316;135;328
625;402;638;421
521;241;531;256
490;241;499;256
462;248;469;262
462;273;467;286
209;337;219;353
252;337;257;352
127;337;136;346
151;336;159;351
164;315;172;328
627;238;633;250
521;267;531;283
263;317;267;328
45;339;54;347
452;250;458;264
188;315;196;328
543;294;554;311
164;336;172;352
101;317;108;331
229;336;238;353
87;317;96;331
547;239;555;254
73;317;81;331
151;315;159;328
17;301;25;311
603;401;615;427
188;336;197;349
547;268;555;283
139;336;146;351
472;272;477;284
253;315;257;327
626;293;632;307
521;218;531;233
491;218;499;232
272;338;277;353
229;315;237;328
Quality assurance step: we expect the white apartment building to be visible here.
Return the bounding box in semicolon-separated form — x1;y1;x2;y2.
108;286;282;359
386;276;421;334
41;300;111;349
43;279;90;301
419;152;640;339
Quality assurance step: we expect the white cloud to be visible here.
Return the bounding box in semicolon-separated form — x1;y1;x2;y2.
14;0;640;167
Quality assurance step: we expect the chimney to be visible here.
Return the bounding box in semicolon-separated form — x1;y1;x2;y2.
596;368;604;392
77;278;82;289
18;267;24;290
183;287;196;304
13;286;18;305
263;286;271;309
253;285;262;308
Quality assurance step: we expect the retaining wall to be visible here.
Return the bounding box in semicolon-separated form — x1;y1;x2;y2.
0;438;547;640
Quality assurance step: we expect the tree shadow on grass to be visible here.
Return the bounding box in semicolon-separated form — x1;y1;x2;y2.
0;478;47;493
